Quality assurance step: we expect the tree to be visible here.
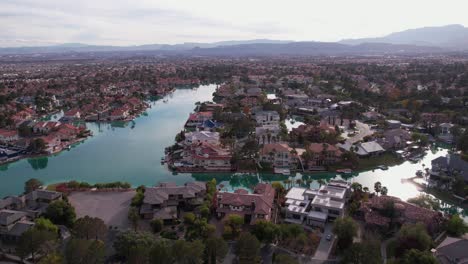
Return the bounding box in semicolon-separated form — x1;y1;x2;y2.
128;207;140;231
149;241;173;264
374;181;382;195
396;223;432;257
274;254;298;264
381;186;388;196
150;218;163;233
351;182;363;193
38;253;63;264
236;233;261;264
131;190;145;207
17;228;57;262
333;217;358;251
341;241;381;264
226;214;244;236
401;249;438;264
35;217;58;234
24;178;43;193
28;138;47;153
184;212;196;225
445;214;468;237
65;238;105;264
113;231;155;261
172;240;205;264
252;220;280;243
205;237;228;264
73;216;107;240
44;200;76;227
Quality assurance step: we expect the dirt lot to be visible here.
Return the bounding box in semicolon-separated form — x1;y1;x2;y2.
68;190;136;229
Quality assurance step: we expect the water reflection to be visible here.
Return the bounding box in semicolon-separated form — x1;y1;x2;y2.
27;157;49;170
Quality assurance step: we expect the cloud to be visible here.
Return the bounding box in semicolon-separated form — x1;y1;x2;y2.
0;0;467;47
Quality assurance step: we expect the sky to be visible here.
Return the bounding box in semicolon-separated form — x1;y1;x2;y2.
1;0;468;47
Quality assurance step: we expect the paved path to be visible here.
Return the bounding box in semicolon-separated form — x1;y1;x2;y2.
381;238;395;264
313;223;335;260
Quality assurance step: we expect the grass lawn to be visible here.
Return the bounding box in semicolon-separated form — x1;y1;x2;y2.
46;182;62;191
357;153;403;171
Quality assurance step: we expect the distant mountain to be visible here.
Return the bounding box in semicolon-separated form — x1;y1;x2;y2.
340;24;468;49
0;39;293;55
188;42;443;56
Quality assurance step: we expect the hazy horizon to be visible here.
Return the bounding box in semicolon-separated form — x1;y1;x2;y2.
1;0;468;47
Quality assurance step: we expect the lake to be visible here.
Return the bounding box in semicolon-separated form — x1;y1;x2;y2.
0;84;466;217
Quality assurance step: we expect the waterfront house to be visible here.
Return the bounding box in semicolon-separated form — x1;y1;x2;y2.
110;107;129;121
303;143;342;170
140;182;206;221
337;141;385;157
259;143;295;169
184;142;232;171
255;111;280;126
63;109;81;120
430;154;468;183
358;195;444;235
215;183;275;224
184;131;220;146
41;135;61;153
284;180;350;228
0;129;19;144
185;112;214;128
378;128;412;150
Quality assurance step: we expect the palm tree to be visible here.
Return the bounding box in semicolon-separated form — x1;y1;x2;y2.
351;182;362;193
381;186;388;196
363;187;369;193
374;181;382;195
318;179;326;188
306;179;312;187
296;179;303;187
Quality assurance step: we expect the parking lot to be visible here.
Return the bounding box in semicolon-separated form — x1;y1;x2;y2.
68;190;136;229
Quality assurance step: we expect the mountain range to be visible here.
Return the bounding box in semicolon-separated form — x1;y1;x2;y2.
1;25;467;56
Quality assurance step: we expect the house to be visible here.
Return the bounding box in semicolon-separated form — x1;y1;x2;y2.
41;135;61;153
184;131;220;146
438;123;455;143
337;141;385;157
378;129;412;150
140;182;206;221
0;189;62;241
63;109;81;120
304;143;342;170
284;180;350;228
0;210;34;241
386;120;402;129
215;183;275;224
358;195;444;234
33;121;61;134
185;112;213;128
255;125;280;145
0;129;19;144
434;237;468;264
110;108;129;121
430;154;468;183
198;119;223;131
354;141;385;157
259;143;295;169
255;111;280;126
184;142;232;171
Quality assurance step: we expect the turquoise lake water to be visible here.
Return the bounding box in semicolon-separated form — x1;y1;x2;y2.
0;84;465;217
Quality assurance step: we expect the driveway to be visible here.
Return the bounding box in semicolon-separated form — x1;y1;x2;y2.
313;223;335;260
69;190;136;229
345;121;374;144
